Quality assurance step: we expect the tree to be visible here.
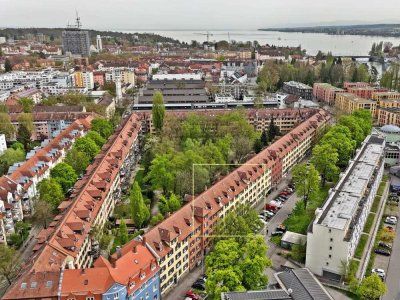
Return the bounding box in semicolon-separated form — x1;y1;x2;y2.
152;91;165;132
253;138;263;153
5;58;12;72
18;98;34;113
0;113;15;139
168;193;181;212
292;163;320;209
0;148;25;175
50;162;78;193
357;274;387;300
338;115;365;146
64;148;90;175
267;117;280;142
352;110;373;136
11;142;24;151
311;144;339;186
145;154;175;194
150;213;164;226
74;136;100;160
32;199;54;229
118;220;129;245
130;182;150;228
91;118;113;139
17;124;32;152
85;130;106;147
0;245;20;285
260;130;269;146
38;178;64;208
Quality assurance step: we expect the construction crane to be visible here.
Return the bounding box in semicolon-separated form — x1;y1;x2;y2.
193;31;213;43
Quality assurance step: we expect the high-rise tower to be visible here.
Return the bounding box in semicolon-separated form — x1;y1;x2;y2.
96;35;103;52
62;13;90;57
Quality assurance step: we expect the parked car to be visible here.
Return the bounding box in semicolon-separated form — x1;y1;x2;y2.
375;248;391;256
271;230;284;237
262;210;275;218
185;291;200;300
372;268;385;280
265;203;279;212
378;241;392;249
385;216;397;225
276;224;287;232
258;218;268;225
191;282;205;290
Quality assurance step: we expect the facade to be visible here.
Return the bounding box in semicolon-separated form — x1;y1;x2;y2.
0;117;92;241
313;83;345;105
143;110;330;295
306;135;385;280
335;93;377;115
62;28;91;57
377;107;400;127
0;134;7;153
372;91;400;103
8;88;42;104
282;81;313;100
3;113;144;300
347;86;388;99
73;71;95;90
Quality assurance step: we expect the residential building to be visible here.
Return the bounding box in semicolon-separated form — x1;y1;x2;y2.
97;94;116;119
0;134;7;153
372;91;400;103
306;135;385;280
221;268;333;300
94;71;106;86
313;83;345;105
377;107;400;127
3;113;144;300
72;71;95;90
343;82;370;90
7;88;42;104
62;28;90;57
283;81;313;100
347;86;388;99
96;35;103;52
0;117;92;238
335;93;377;115
143;110;330;295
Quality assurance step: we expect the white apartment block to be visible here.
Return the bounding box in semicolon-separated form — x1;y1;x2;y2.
306;135;385;280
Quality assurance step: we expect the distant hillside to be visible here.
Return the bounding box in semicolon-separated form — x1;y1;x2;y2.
259;24;400;37
0;27;182;45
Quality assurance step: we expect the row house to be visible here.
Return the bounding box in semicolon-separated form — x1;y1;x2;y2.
371;91;400;104
3;113;144;300
143;109;331;295
0;117;93;241
347;86;388;99
313;83;345;105
335;93;377;115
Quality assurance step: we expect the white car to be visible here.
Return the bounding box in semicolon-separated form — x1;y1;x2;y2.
372;268;385;279
258;217;268;225
385;216;397;225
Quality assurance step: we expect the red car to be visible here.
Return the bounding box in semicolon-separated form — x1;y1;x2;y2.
185;291;200;300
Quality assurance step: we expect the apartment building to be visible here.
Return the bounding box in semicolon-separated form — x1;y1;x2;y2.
283;81;313;100
0;117;93;244
72;71;95;90
335;93;377;115
377;107;400;127
372;91;400;103
7;88;43;104
141;108;319;135
306;135;385;280
143;109;330;295
347;86;388;99
343;82;370;90
313;83;345;105
3;113;143;300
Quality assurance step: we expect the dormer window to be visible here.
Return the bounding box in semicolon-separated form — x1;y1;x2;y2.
129;281;135;289
151;264;156;271
140;272;146;280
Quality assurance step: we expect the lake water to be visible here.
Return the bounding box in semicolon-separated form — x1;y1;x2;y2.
126;29;400;56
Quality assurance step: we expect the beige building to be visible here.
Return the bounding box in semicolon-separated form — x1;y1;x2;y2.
372;91;400;104
335;93;377;115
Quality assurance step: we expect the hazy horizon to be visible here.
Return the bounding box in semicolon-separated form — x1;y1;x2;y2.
1;0;400;30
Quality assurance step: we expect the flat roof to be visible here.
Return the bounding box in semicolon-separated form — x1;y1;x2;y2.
317;135;384;232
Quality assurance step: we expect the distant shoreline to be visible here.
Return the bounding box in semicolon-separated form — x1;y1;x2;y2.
258;24;400;38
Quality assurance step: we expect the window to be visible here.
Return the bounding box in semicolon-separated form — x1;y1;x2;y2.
153;296;158;300
129;282;135;289
326;262;329;266
329;254;332;258
330;238;333;242
146;292;149;299
329;246;332;250
86;298;95;300
153;284;157;292
114;293;119;300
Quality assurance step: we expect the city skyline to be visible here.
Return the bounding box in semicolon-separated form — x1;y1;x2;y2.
1;0;400;30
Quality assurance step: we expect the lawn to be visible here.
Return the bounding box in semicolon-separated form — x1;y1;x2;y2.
354;234;368;259
363;214;375;234
370;196;381;213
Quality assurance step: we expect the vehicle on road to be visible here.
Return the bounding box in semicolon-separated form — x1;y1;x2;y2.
375;248;391;256
185;291;200;300
385;216;397;225
276;224;287;232
271;230;285;236
191;282;205;290
378;241;392;249
372;268;386;280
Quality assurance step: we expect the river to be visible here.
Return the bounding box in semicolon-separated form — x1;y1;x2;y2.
123;29;400;57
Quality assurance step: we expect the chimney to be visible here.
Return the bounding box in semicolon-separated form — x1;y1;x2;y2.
133;245;138;254
116;246;122;258
142;237;146;246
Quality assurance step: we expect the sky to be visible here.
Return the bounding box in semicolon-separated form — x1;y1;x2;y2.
1;0;400;30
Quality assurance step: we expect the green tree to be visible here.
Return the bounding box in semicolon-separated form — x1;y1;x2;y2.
352;110;373;136
50;162;78;192
311;144;339;186
32;199;54;229
150;213;164;226
91;118;113;139
292;163;320;208
168;193;181;212
17;124;32;152
206;268;245;300
0;148;25;175
260;130;269;146
5;58;12;72
118;220;129;245
130;182;150;228
74;136;100;160
0;245;20;285
85;130;106;147
64;148;90;175
0;113;15;139
357;274;387;299
152;91;166;132
145;154;175;194
11;142;24;151
38;178;64;208
339;115;365;146
18;98;34;113
267;117;280;141
253;138;263;153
